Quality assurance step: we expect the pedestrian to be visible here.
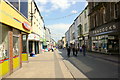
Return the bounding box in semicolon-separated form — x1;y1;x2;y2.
72;45;75;56
75;46;79;57
67;46;71;57
51;47;54;52
82;44;86;56
80;46;82;52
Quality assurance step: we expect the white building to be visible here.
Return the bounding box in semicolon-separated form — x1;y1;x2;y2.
65;5;89;48
28;0;45;54
65;30;70;47
44;27;51;49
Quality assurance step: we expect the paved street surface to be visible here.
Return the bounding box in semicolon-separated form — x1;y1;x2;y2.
58;49;119;78
5;50;87;79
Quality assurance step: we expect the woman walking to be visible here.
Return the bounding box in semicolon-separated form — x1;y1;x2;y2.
82;44;86;56
75;46;79;57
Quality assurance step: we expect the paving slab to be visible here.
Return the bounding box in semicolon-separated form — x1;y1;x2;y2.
5;50;87;79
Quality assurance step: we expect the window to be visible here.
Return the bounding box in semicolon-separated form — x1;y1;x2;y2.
95;2;99;6
114;3;118;19
84;23;87;32
103;9;106;23
79;16;81;22
13;36;19;56
7;0;20;11
22;35;27;53
72;33;75;40
0;24;10;60
84;11;86;18
13;29;20;57
20;1;28;18
94;14;97;27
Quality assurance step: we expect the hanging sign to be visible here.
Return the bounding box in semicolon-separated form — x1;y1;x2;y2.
22;22;31;31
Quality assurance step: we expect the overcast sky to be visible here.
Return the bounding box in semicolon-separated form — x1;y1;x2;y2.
35;0;88;42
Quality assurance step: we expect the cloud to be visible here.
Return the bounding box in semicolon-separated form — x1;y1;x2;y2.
47;23;70;40
50;0;71;10
36;0;48;5
36;0;83;12
71;10;78;14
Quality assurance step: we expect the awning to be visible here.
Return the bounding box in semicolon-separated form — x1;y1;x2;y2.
28;34;40;41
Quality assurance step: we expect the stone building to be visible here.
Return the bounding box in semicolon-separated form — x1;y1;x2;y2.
88;2;120;54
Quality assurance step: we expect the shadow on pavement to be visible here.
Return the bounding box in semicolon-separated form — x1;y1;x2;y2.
57;49;119;79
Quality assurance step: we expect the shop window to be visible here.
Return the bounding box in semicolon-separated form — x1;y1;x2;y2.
22;35;27;53
1;24;10;60
13;36;19;56
0;25;2;60
13;29;20;57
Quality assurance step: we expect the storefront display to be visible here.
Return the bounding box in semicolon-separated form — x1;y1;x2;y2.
92;35;119;54
89;21;119;54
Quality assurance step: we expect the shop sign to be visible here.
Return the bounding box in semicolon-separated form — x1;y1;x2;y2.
79;37;83;40
22;22;31;31
34;35;40;41
108;36;115;39
92;24;117;35
28;34;40;41
28;34;34;40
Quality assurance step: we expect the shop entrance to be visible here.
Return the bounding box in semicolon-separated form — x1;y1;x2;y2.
34;41;39;54
108;39;119;54
29;41;33;54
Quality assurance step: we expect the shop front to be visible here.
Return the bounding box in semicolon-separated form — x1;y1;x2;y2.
0;1;31;77
90;22;119;54
28;34;41;55
84;35;89;50
43;39;47;49
78;36;84;47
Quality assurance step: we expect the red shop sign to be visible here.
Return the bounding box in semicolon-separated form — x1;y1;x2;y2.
22;22;31;31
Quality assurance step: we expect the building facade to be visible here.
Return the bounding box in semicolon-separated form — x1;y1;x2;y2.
65;30;70;47
76;6;89;48
28;0;44;54
44;27;51;49
88;2;120;54
69;23;75;47
65;6;89;48
0;0;31;77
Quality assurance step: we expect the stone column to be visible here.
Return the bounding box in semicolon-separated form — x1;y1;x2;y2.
32;41;35;54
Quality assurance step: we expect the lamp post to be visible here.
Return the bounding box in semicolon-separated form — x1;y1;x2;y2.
30;1;37;26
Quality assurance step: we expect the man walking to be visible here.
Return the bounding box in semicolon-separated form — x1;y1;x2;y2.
67;46;71;57
72;45;75;56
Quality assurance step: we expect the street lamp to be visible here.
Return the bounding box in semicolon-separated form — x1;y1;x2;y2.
30;1;37;26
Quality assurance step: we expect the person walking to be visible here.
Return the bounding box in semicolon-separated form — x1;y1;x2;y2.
67;46;71;57
82;44;86;56
79;46;82;53
72;45;75;56
75;46;79;57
